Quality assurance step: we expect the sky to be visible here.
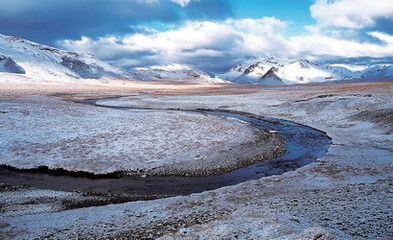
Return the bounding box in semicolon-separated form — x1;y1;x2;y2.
1;0;393;73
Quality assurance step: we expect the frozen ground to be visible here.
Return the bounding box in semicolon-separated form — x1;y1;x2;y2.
0;96;280;176
0;80;392;239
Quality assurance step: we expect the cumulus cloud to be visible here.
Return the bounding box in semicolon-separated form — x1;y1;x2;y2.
290;31;393;59
59;16;393;72
59;17;289;72
310;0;393;29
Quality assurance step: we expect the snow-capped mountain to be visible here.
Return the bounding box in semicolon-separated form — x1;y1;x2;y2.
219;57;363;85
219;57;392;85
129;69;227;84
0;33;227;84
0;34;134;81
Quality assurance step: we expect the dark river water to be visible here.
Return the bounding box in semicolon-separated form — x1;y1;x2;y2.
0;107;331;199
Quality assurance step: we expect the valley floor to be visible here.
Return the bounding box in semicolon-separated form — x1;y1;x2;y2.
0;80;392;239
1;96;281;177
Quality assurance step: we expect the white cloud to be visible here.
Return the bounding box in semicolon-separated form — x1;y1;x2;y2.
120;18;287;56
310;0;393;29
369;31;393;44
59;17;288;71
61;36;131;59
59;17;393;72
290;31;393;59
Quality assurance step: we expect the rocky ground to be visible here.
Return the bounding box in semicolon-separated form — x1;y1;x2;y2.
0;80;392;239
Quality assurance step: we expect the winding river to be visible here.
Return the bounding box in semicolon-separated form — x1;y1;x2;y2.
0;98;331;200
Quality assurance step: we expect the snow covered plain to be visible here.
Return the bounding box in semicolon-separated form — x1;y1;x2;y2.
0;80;392;239
0;96;281;177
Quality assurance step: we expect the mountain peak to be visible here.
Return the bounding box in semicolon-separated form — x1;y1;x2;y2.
261;67;281;80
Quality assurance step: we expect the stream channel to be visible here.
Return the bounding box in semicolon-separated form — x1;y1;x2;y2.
0;98;332;200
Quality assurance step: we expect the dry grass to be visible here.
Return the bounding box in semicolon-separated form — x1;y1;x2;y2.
1;77;391;99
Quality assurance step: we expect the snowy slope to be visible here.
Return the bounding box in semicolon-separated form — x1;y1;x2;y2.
0;34;133;81
219;57;392;85
329;63;393;79
361;64;393;78
129;69;227;84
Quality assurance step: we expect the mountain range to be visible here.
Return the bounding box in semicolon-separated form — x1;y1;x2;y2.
219;57;393;85
0;33;223;84
0;33;392;85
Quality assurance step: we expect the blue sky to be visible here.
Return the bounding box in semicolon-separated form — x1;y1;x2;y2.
1;0;393;72
232;0;314;33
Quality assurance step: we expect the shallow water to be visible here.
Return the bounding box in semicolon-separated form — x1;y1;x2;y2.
0;108;331;199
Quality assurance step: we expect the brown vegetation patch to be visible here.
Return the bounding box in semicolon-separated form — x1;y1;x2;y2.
351;108;393;134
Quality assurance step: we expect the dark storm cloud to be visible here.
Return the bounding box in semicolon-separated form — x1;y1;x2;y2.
0;0;234;45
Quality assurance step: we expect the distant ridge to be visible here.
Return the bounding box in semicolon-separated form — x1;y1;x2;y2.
219;57;393;85
128;69;227;84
